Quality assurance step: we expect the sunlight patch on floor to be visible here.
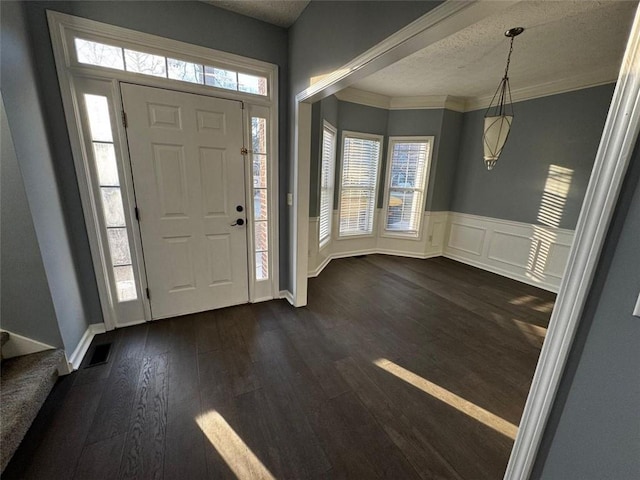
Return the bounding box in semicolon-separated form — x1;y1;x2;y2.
196;410;275;480
374;358;519;440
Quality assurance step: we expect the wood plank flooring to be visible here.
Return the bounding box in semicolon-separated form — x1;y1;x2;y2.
4;255;555;480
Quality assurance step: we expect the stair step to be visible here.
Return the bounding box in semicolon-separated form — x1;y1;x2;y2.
0;349;65;473
0;331;9;348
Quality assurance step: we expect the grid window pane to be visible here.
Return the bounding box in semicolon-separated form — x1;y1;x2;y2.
255;251;269;281
107;228;133;266
252;154;268;188
85;95;113;142
75;38;124;70
114;265;137;302
251;117;268;154
93;142;120;186
101;187;126;227
124;49;167;77
255;221;269;252
254;189;268;221
238;73;268;96
168;58;204;84
204;66;238;90
386;190;422;232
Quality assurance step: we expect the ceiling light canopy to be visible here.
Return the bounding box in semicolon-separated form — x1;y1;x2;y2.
483;27;524;170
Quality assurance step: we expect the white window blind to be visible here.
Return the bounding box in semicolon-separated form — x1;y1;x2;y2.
339;133;382;236
319;122;337;245
384;138;432;235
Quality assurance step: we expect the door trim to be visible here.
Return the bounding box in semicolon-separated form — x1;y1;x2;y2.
48;10;280;328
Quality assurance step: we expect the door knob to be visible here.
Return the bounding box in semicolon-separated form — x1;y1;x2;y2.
231;218;245;226
236;205;244;212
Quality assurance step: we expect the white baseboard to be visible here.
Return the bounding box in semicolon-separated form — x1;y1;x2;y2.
68;323;106;370
279;290;295;305
0;329;55;359
444;251;559;293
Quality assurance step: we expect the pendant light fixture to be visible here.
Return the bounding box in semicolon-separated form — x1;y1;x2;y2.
483;27;524;170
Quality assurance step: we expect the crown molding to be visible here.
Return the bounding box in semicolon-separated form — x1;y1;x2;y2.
335;73;617;113
335;88;468;112
464;70;618;111
334;88;390;109
390;95;466;112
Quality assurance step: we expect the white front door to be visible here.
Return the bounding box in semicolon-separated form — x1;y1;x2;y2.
121;83;248;319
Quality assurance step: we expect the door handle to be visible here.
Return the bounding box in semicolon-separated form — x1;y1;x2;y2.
231;218;245;226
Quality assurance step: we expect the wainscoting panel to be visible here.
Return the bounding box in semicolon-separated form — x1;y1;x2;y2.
444;213;574;292
308;211;574;292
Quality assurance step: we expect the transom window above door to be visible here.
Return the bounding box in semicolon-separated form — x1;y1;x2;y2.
73;37;268;96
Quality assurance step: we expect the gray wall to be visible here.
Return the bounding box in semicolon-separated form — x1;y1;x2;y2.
531;136;640;479
1;96;64;348
452;84;615;229
1;2;90;355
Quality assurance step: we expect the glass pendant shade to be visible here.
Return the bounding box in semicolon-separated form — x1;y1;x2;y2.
483;114;512;170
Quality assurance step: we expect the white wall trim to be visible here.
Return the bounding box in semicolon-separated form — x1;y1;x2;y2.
279;290;295;306
335;88;390;109
68;323;106;370
332;77;616;113
505;6;640;479
0;330;55;359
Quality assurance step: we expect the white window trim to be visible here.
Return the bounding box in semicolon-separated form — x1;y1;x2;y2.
47;10;280;328
319;121;337;249
380;136;434;241
336;130;384;240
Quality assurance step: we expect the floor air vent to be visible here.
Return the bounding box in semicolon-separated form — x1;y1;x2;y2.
85;343;112;367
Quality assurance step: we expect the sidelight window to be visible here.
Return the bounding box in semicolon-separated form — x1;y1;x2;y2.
84;94;138;302
251;116;270;281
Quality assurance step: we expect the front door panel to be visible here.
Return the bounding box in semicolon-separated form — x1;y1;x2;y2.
121;83;248;319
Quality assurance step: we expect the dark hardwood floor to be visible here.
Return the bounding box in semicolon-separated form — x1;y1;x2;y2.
4;255;555;480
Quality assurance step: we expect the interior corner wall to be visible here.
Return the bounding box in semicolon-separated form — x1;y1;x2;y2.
1;95;64;349
531;134;640;480
451;84;615;229
1;1;90;355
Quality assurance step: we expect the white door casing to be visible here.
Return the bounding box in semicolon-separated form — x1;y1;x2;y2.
121;84;249;319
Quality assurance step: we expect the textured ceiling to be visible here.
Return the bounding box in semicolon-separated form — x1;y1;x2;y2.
205;1;309;27
352;1;637;100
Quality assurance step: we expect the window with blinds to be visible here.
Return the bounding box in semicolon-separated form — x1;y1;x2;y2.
383;137;433;236
319;122;337;246
338;132;383;237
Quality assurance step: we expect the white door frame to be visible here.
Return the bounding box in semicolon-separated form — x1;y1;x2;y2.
291;3;640;479
48;11;280;329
